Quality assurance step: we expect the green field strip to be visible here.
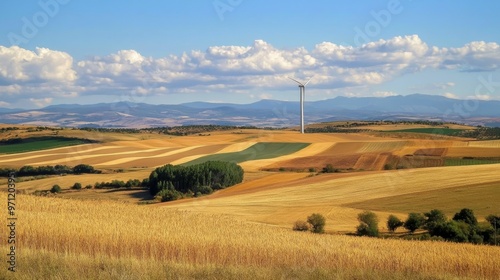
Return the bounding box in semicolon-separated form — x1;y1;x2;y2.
182;142;310;166
384;128;466;136
0;137;95;154
444;158;500;166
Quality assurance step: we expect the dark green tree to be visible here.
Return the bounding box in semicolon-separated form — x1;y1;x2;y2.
453;208;478;226
307;213;326;233
50;184;62;193
430;220;469;243
387;214;404;233
356;211;379;237
485;214;500;229
404;213;425;233
19;165;36;176
71;182;82;190
73;164;96;174
424;209;448;231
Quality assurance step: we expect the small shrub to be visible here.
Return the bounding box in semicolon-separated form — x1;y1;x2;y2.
293;220;311;231
195;185;213;195
307;213;326;233
387;215;404;233
85;184;93;189
322;164;339;173
155;189;182;202
211;183;223;190
50;184;62;193
72;182;82;190
357;211;379;237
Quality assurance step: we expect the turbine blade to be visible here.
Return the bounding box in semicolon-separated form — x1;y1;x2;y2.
288;77;303;86
304;76;313;86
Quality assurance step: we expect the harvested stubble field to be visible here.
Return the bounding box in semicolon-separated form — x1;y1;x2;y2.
2;191;499;279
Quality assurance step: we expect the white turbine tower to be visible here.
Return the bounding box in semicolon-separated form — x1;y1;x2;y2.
289;77;312;134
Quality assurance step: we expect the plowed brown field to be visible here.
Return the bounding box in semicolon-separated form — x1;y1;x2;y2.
446;147;500;157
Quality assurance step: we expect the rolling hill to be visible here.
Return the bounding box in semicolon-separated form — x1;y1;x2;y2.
2;94;500;128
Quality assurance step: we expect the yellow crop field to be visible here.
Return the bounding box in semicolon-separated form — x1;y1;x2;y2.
2;192;499;279
163;164;500;232
357;141;408;153
468;140;500;148
13;169;152;192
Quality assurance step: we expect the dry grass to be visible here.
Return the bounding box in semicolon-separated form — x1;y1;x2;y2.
468;140;500;148
2;192;499;279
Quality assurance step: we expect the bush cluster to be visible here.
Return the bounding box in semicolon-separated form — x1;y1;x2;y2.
293;213;326;234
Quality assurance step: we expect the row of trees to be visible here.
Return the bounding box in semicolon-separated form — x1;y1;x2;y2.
94;179;143;189
358;208;499;245
143;125;259;136
79;127;141;134
49;178;144;193
459;127;500;140
305;127;367;134
292;209;499;246
0;164;99;177
147;161;244;201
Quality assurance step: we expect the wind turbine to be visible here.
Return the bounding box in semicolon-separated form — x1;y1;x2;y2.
288;76;312;134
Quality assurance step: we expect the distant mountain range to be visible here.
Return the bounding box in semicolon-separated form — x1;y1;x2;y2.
1;94;500;128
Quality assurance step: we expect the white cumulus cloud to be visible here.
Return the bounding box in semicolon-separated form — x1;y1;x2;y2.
0;46;76;83
2;35;500;107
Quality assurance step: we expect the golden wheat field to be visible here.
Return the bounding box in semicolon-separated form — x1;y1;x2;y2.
1;125;500;279
1;192;499;280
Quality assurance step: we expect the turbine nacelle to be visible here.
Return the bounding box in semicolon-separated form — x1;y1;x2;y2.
288;77;312;87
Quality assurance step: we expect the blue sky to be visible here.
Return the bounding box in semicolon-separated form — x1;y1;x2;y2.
1;0;500;109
